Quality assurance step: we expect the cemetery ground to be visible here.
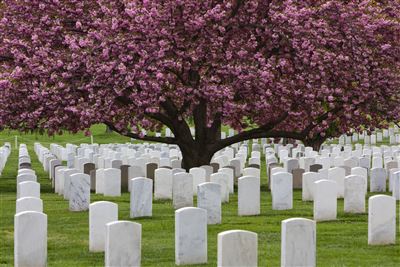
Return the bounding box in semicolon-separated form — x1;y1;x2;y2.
1;126;400;266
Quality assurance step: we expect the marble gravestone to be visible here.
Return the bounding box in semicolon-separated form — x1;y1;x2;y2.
218;167;234;194
105;221;141;267
217;230;257;267
173;172;193;209
17;181;40;199
69;173;90;212
175;207;207;265
190;167;206;196
243;167;260;179
197;182;221;224
281;218;316;267
154;168;173;200
271;172;293;210
328;167;345;198
344;175;366;213
130;178;153;218
89;201;118;252
285;158;299;173
314;180;337;221
238;176;260;216
210;172;229;203
63;169;80;200
111;159;123;170
200;165;214;182
393;171;400;200
370;168;386;192
54;166;67;194
95;168;105;194
103;168;121;197
16;173;37;185
128;165;145;192
16;197;43;213
302;172;319;201
14;211;47;267
368;195;396;245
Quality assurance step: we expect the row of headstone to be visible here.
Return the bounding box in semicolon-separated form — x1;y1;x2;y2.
88;200;317;267
15;145;47;267
35;143;91;212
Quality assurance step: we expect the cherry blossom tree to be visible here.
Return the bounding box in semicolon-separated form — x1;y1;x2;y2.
1;0;399;168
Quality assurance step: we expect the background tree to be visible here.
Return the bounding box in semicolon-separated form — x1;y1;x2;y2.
1;0;399;168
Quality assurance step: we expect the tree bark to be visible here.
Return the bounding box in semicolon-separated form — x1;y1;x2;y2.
302;136;327;152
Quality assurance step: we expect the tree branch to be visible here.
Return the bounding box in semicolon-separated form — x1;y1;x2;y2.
104;122;177;144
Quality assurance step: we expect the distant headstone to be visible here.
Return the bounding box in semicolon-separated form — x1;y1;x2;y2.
197;182;221;225
238;176;260;216
69;173;90;211
130;178;153;218
314;180;337;221
173;173;193;209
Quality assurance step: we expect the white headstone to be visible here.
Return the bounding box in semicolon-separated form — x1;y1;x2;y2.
368;195;396;245
175;207;207;265
370;168;386;192
218;167;234;193
189;167;206;196
217;230;257;267
89;201;118;252
16;197;43;213
16;173;37;185
173;172;193;209
105;221;141;267
154;168;173;200
69;173;90;211
328;167;345;198
130;177;153;218
103;168;121;197
197;182;221;224
271;172;293;210
238;176;260;216
14;211;47;267
281;218;316;267
344;175;366;213
302;172;320;201
63;168;80;199
95;168;105;194
314;180;337;221
17;181;40;199
210;173;229;203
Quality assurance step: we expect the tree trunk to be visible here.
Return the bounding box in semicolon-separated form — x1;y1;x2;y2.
302;136;326;152
180;147;215;171
105;125;113;133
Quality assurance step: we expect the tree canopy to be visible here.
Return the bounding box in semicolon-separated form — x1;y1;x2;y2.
1;0;399;167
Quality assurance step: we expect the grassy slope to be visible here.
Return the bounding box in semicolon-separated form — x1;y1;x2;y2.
0;125;399;266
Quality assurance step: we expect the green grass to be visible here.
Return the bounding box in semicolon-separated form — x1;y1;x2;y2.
0;125;399;266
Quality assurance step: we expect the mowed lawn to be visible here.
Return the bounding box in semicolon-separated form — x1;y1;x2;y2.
0;126;399;266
